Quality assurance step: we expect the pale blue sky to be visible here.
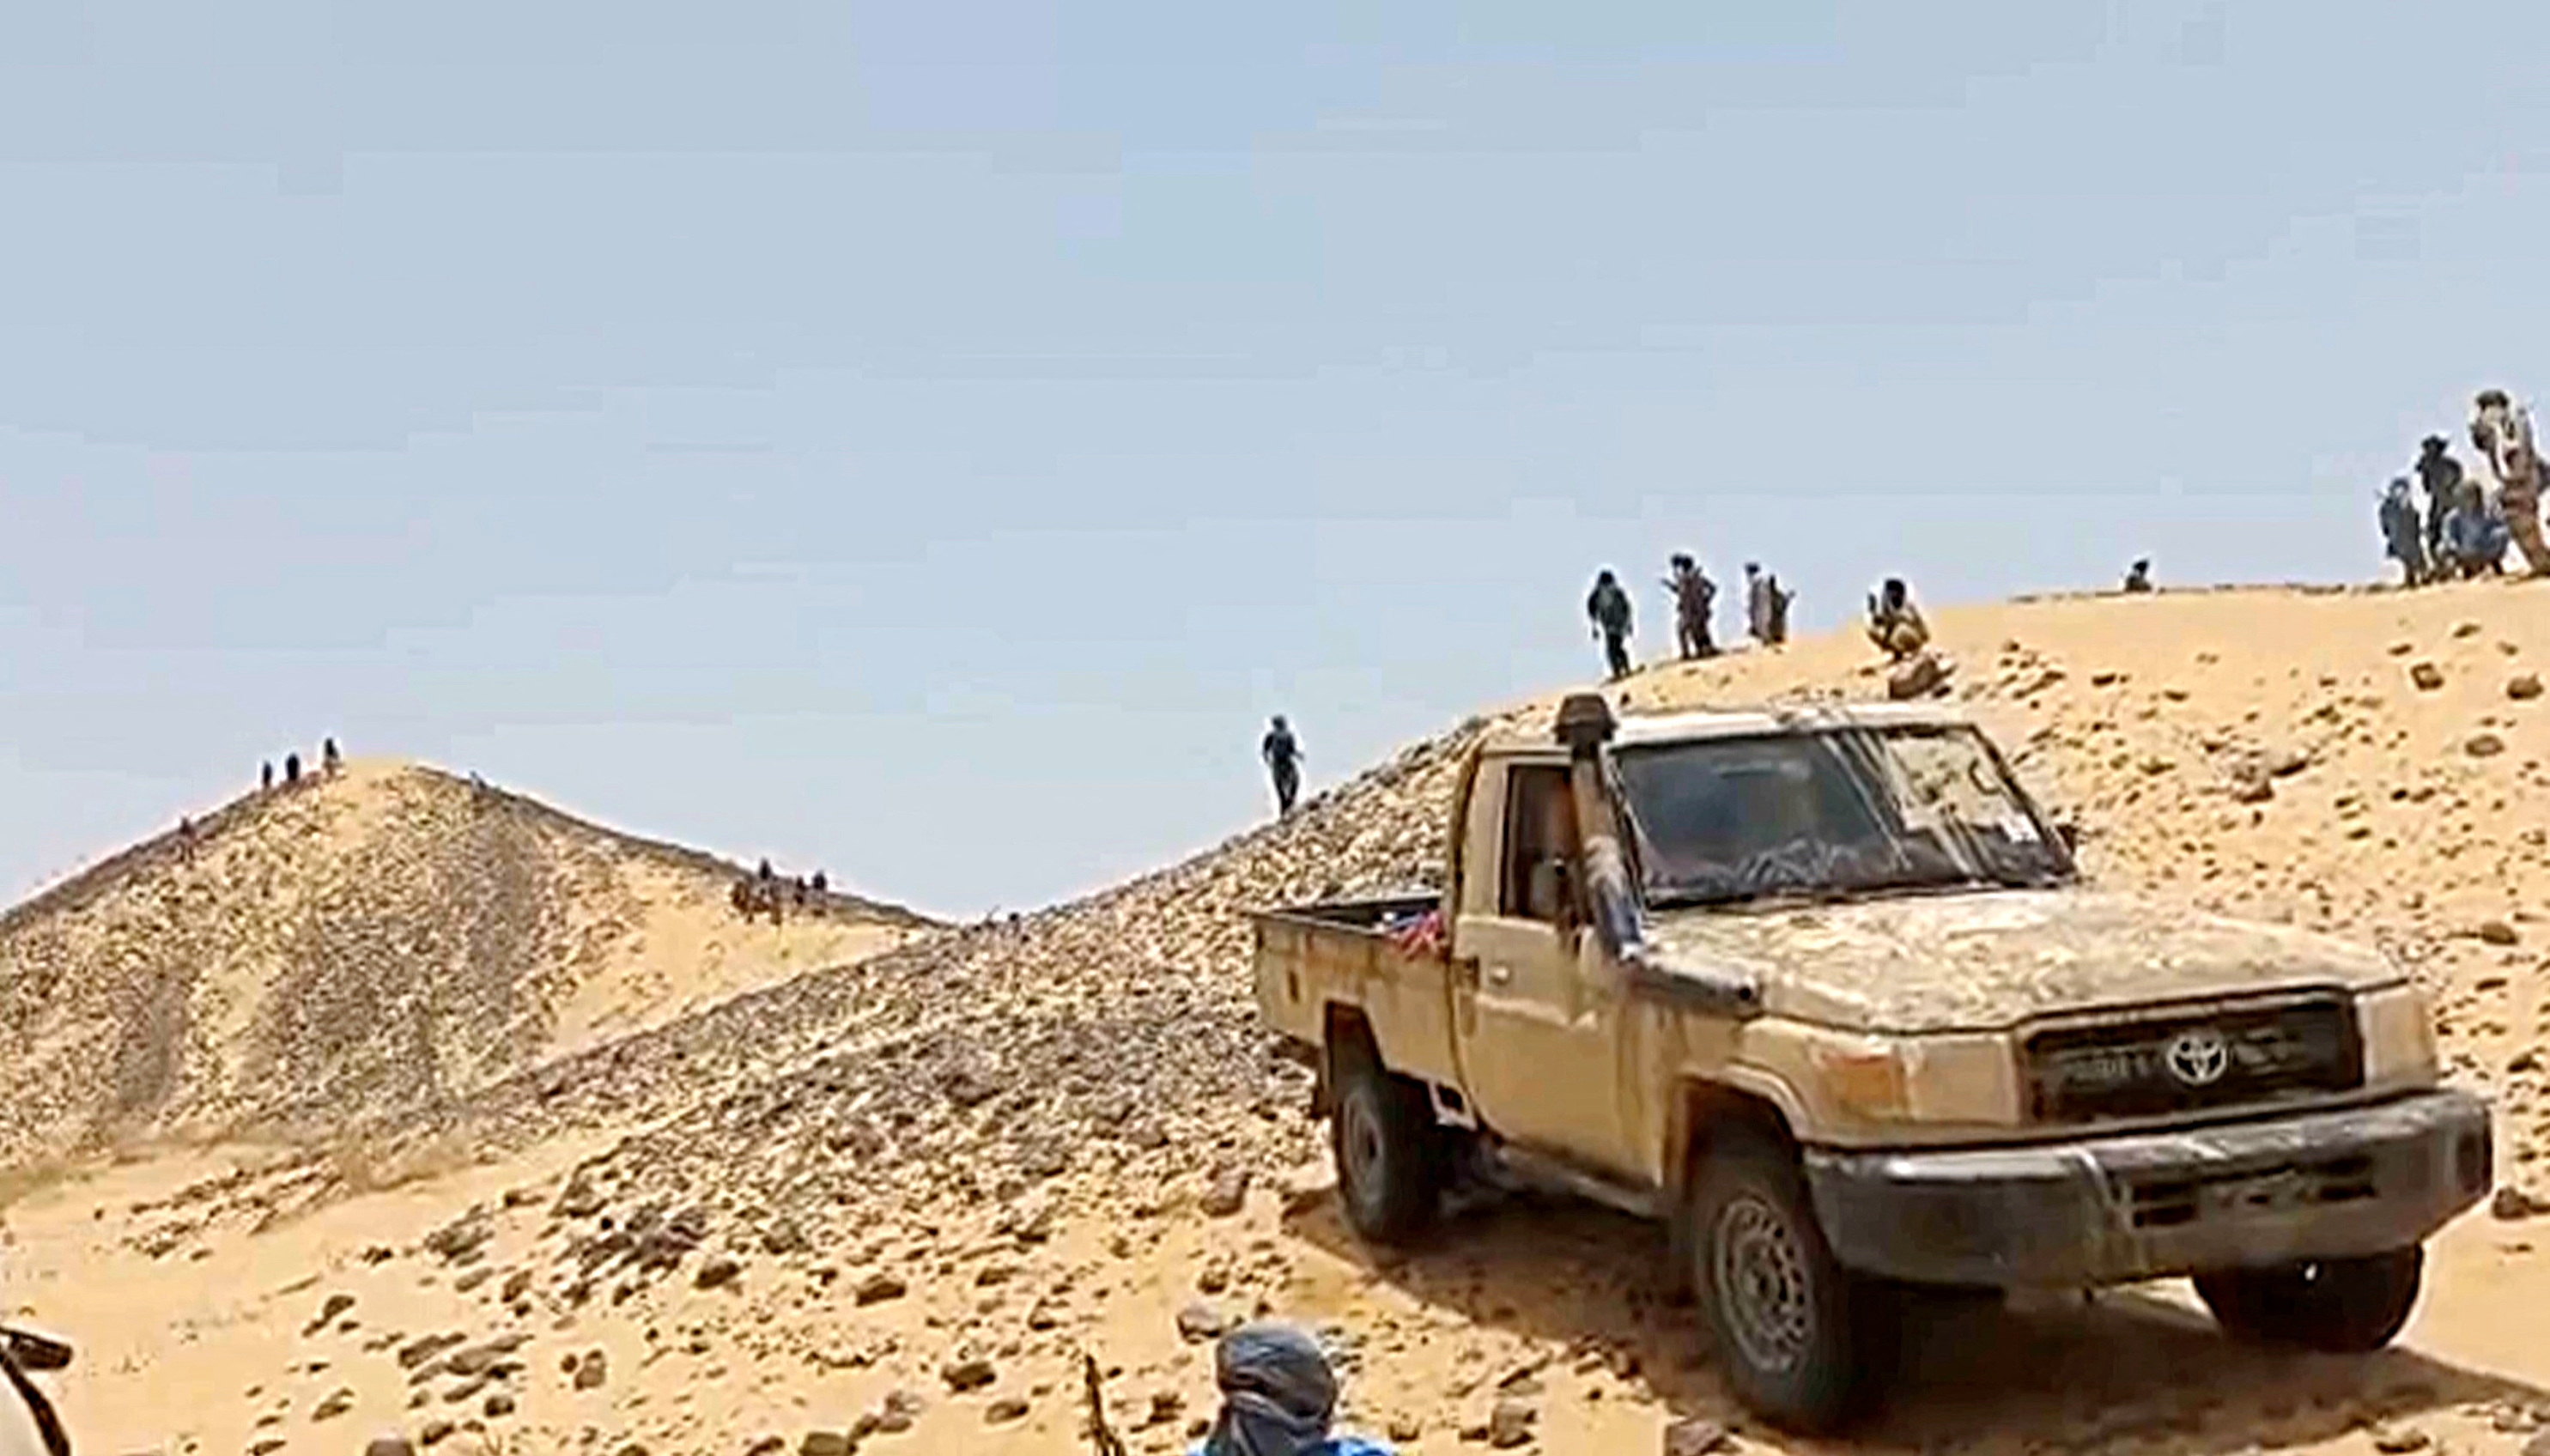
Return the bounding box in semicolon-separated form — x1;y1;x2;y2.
3;1;2544;917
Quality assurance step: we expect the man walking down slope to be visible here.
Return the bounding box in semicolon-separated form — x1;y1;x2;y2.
1262;716;1305;817
1586;570;1635;680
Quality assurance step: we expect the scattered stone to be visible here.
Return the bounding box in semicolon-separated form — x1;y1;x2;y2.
872;1390;924;1434
483;1392;516;1419
943;1356;998;1394
2511;673;2544;701
420;1422;455;1448
2523;1432;2550;1456
2468;731;2507;758
306;1293;356;1335
500;1270;532;1304
2480;920;2521;946
2496;1186;2546;1222
798;1434;853;1456
1387;1416;1424;1444
422;1213;494;1265
986;1397;1029;1424
695;1256;743;1290
2373;1428;2432;1454
854;1271;907;1306
1664;1419;1733;1456
762;1221;810;1256
1487;1398;1537;1449
573;1350;609;1391
2410;662;2446;691
1199;1167;1252;1219
313;1388;357;1423
1177;1301;1231;1344
745;1440;785;1456
554;1174;605;1221
365;1436;417;1456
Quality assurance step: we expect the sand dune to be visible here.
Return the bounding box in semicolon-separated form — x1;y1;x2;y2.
0;760;931;1168
5;581;2549;1456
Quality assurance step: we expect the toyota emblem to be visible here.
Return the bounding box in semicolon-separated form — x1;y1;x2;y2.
2165;1027;2231;1087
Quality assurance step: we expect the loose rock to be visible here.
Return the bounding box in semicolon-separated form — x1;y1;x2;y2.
1665;1419;1733;1456
1487;1398;1537;1449
1199;1167;1252;1219
943;1356;998;1393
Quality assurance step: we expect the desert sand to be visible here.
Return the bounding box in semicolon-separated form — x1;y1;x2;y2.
3;580;2548;1456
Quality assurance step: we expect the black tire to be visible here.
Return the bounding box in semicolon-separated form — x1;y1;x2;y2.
1329;1039;1444;1246
1686;1132;1885;1432
2194;1246;2424;1353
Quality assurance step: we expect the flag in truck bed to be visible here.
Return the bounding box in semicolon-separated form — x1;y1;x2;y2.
1385;907;1445;958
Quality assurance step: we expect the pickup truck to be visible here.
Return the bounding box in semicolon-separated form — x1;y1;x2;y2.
1252;694;2491;1430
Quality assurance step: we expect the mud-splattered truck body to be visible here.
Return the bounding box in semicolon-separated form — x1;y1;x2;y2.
1252;694;2491;1429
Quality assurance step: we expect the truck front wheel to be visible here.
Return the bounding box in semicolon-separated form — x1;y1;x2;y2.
1331;1042;1442;1247
2194;1247;2423;1353
1687;1134;1884;1432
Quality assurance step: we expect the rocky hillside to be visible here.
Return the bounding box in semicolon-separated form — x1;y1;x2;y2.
0;761;932;1168
411;581;2550;1246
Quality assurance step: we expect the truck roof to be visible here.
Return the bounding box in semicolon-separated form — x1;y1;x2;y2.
1479;698;1976;757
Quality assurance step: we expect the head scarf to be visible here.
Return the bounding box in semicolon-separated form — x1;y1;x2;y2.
1202;1323;1337;1456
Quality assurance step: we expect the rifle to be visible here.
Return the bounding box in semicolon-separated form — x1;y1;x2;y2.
1084;1350;1128;1456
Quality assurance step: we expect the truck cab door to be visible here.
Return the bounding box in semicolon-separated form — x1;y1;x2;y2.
1450;760;1634;1174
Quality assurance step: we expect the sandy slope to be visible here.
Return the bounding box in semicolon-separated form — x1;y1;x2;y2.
7;581;2550;1456
0;760;931;1168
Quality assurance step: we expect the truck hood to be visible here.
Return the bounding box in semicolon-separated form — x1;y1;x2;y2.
1643;889;2401;1033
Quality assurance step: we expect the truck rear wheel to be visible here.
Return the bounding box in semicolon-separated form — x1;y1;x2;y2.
1687;1132;1884;1432
1330;1040;1442;1246
2194;1247;2423;1353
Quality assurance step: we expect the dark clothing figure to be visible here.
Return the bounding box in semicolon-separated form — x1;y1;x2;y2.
2380;479;2429;585
811;871;829;895
1663;555;1716;659
1261;718;1303;816
757;858;774;883
321;737;341;774
2416;437;2464;558
1194;1324;1390;1456
2122;559;2152;594
2444;483;2511;578
1586;571;1633;679
177;816;196;864
1765;575;1795;646
283;753;301;785
261;761;274;791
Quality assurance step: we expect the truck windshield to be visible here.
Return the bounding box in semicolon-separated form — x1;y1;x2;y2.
1613;725;2070;907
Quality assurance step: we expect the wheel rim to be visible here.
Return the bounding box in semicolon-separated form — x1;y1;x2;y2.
1714;1192;1813;1375
1339;1089;1386;1216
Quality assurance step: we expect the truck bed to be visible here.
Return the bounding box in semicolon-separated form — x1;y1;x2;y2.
1252;893;1442;934
1251;892;1462;1092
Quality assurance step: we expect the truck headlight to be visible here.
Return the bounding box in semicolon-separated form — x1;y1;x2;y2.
1807;1032;2020;1125
2358;983;2440;1086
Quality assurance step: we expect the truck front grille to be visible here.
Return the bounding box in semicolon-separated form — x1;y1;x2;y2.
2024;994;2362;1124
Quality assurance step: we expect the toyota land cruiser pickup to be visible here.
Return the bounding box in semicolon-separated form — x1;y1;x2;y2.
1252;694;2491;1431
